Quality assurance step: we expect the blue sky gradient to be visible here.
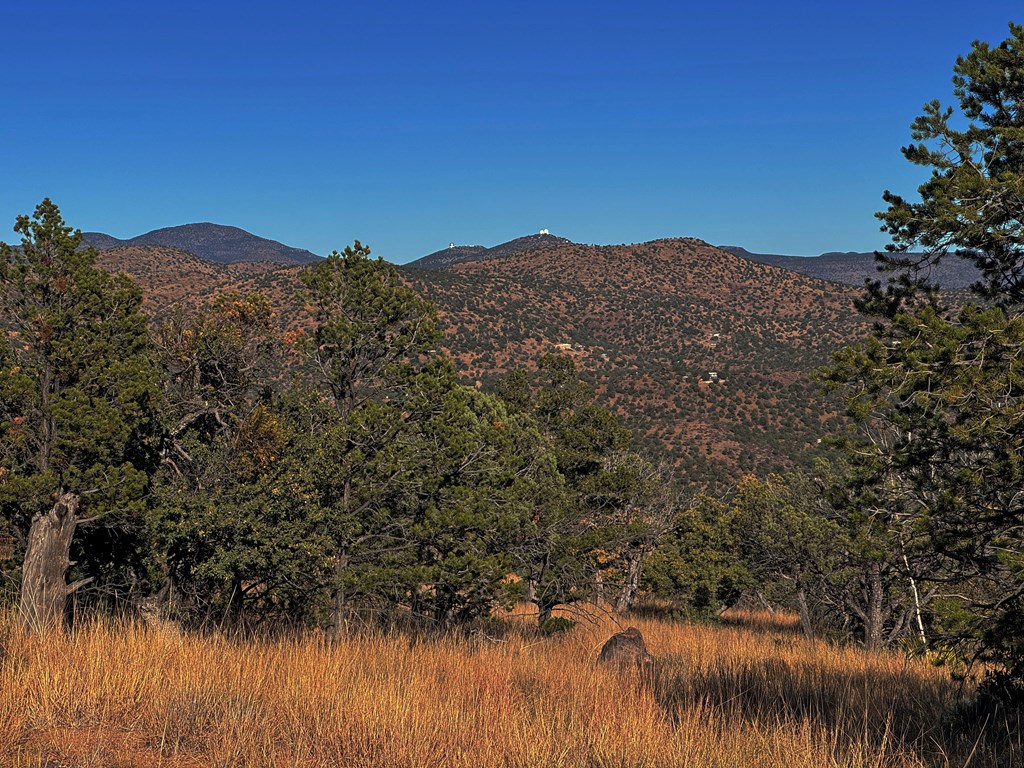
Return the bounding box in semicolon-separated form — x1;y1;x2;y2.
1;1;1020;263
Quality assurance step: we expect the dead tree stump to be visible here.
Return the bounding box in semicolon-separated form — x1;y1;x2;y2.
19;492;87;631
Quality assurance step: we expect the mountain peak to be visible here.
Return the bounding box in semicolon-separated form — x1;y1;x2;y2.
82;223;321;265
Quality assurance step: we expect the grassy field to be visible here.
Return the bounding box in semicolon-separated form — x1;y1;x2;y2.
0;607;1017;767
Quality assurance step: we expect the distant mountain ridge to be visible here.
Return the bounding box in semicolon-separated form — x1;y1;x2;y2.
720;246;982;290
409;232;572;269
82;223;321;265
413;236;983;293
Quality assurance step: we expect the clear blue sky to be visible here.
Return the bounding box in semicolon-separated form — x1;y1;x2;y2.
1;1;1020;263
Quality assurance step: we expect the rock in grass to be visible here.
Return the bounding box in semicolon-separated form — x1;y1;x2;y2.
598;627;656;671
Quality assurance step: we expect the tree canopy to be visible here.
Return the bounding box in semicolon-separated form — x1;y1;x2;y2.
877;23;1024;307
826;22;1024;680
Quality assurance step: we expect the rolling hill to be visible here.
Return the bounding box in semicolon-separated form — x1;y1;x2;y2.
98;238;869;487
83;223;321;265
409;232;572;269
94;245;288;313
404;239;867;485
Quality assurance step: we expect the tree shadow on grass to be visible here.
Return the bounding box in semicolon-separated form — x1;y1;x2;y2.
652;655;1023;768
719;608;805;637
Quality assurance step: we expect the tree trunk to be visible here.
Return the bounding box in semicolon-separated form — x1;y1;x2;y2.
19;492;85;631
329;476;353;638
527;554;546;606
329;548;349;638
864;560;885;651
224;576;245;627
614;550;646;614
795;585;813;639
902;547;928;649
755;591;776;615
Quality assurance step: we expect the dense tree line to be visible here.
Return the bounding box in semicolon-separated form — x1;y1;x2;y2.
821;23;1024;692
0;199;979;662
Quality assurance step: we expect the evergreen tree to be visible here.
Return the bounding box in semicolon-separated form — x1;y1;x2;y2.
0;200;159;629
824;304;1024;660
390;359;556;627
156;394;332;625
156;292;278;471
877;22;1024;307
643;493;748;618
298;241;440;418
584;453;681;614
728;473;837;637
494;355;633;623
727;469;927;649
150;291;302;623
828;22;1024;674
296;243;456;631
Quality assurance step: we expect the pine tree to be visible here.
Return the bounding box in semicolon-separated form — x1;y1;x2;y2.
828;22;1024;676
494;355;634;623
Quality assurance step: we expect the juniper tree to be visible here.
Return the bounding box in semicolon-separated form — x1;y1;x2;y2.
727;473;838;637
149;293;336;624
383;358;557;627
155;395;333;625
296;243;443;631
298;251;559;630
494;355;633;623
155;292;278;474
298;242;440;419
0;200;159;629
585;453;682;614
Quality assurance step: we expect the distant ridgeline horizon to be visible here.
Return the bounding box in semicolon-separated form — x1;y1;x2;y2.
75;220;982;290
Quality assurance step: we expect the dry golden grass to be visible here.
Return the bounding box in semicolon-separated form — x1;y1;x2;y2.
0;606;1016;768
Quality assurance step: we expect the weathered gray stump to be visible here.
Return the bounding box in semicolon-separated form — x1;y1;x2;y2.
19;492;88;631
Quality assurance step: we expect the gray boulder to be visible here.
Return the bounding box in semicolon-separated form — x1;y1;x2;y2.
598;627;656;671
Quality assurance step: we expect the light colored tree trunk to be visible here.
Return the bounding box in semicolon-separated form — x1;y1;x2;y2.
795;585;813;638
901;547;928;648
329;476;353;638
614;550;646;614
755;591;776;615
18;492;88;632
527;553;546;606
